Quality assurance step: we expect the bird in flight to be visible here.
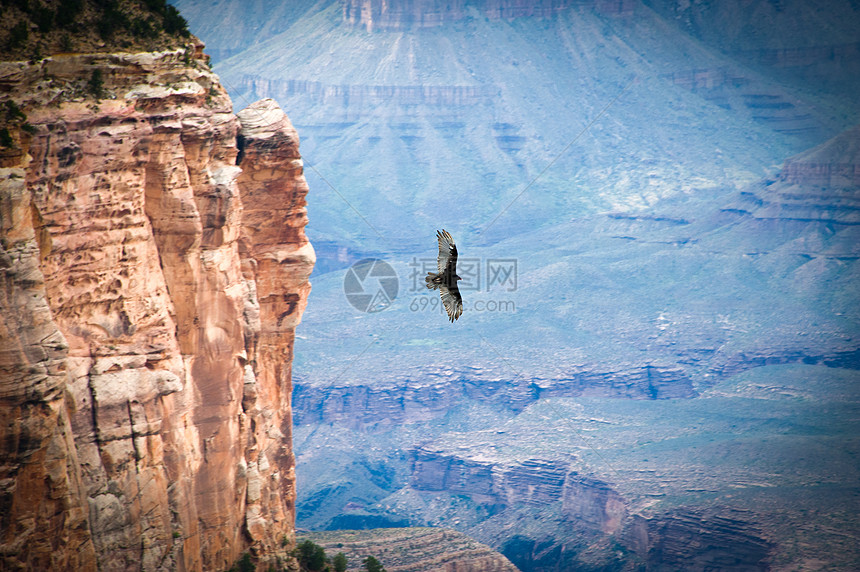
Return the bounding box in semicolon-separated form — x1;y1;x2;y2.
425;229;463;322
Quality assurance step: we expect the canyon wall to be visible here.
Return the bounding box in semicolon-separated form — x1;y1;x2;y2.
237;76;497;108
0;44;313;571
342;0;633;31
293;363;695;428
779;124;860;188
408;446;775;570
410;450;627;534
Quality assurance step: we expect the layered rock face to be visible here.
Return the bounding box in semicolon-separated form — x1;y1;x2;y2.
294;363;694;428
299;527;519;572
342;0;632;31
237;77;496;109
619;510;773;571
411;450;627;534
0;46;313;571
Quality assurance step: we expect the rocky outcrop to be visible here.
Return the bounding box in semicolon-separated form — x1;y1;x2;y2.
779;124;860;188
235;98;314;548
299;527;519;572
0;45;313;571
410;449;627;533
715;123;860;227
0;154;97;569
660;66;829;138
621;510;773;571
407;447;777;571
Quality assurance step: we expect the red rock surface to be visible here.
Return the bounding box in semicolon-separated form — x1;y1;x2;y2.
0;45;313;571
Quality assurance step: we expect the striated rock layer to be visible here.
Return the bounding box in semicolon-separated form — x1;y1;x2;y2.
0;45;313;571
342;0;633;31
299;527;520;572
293;363;694;428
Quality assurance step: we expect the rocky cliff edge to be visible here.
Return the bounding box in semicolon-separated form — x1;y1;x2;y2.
0;43;314;571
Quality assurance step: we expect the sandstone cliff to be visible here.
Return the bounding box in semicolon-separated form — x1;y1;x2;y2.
0;44;313;571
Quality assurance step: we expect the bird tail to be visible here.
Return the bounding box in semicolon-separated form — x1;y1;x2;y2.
425;272;440;290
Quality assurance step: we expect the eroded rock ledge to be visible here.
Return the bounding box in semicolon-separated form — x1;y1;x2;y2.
0;46;313;571
299;527;519;572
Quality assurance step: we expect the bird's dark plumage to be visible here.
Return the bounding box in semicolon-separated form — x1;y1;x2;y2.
425;229;463;322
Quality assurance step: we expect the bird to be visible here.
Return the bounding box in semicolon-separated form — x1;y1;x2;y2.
425;229;463;322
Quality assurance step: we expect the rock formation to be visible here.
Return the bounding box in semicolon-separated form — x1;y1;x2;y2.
0;43;313;571
293;363;695;428
298;527;519;572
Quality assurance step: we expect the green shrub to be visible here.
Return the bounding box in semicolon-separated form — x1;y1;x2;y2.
4;100;26;121
228;553;254;572
163;4;189;37
143;0;167;13
130;17;155;39
97;2;129;40
7;20;29;49
57;0;83;29
297;540;327;571
87;68;104;99
34;6;54;33
362;556;385;572
10;0;31;13
0;128;13;148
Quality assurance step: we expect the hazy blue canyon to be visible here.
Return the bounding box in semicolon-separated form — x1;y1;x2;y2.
175;0;860;569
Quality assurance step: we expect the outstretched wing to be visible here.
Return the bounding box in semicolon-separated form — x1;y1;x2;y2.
436;229;458;274
439;282;463;322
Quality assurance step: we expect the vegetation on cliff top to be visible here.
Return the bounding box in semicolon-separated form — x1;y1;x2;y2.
228;541;353;572
0;0;191;61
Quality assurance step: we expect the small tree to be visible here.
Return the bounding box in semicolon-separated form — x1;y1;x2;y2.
297;540;327;571
0;128;14;149
87;69;104;99
362;555;386;572
333;552;348;572
57;0;83;29
163;5;190;37
228;553;254;572
4;100;26;122
7;21;29;50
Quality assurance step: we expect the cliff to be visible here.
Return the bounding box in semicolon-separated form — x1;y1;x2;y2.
387;362;857;570
293;363;694;428
0;44;313;571
298;527;519;572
